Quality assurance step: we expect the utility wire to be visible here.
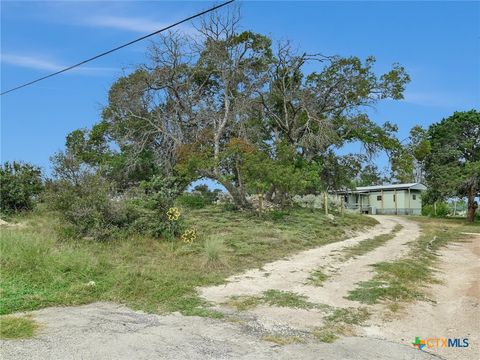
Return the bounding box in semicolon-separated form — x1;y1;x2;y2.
1;0;235;96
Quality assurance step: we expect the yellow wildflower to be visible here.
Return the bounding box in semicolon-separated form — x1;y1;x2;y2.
181;229;198;244
166;207;181;221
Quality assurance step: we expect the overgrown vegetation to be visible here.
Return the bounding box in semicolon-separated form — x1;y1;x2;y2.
262;290;318;309
0;207;375;316
204;236;225;265
342;224;403;260
0;162;43;215
44;173;184;240
0;315;39;339
313;307;370;343
306;268;329;287
227;290;332;311
346;217;479;304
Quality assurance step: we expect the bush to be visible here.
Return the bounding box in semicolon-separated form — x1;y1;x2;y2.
192;185;220;204
45;174;134;240
177;194;206;209
422;202;450;217
0;162;43;214
269;210;288;221
222;203;239;212
45;172;185;241
131;176;183;238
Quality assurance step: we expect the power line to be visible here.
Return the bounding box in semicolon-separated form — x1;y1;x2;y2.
1;0;235;96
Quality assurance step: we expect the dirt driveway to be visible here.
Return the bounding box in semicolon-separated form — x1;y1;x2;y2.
1;216;477;359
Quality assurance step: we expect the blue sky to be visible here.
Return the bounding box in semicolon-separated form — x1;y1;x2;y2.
1;1;479;181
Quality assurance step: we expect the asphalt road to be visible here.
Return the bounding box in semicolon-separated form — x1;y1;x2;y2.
0;302;441;360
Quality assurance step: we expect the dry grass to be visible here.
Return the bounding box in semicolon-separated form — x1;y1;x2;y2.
1;206;376;317
347;217;479;304
0;315;39;339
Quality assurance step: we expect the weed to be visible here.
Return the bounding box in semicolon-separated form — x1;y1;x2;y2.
262;290;315;309
313;327;339;343
0;206;376;317
261;334;305;345
306;269;329;286
0;315;39;339
313;307;370;343
326;307;370;325
226;296;262;311
346;217;477;305
204;236;225;264
342;224;403;260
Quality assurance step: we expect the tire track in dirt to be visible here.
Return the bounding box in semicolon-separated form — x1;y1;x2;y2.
362;237;480;360
200;216;417;306
303;216;419;307
199;216;420;331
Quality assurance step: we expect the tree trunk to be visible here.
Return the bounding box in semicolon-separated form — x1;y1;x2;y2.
218;177;251;210
466;192;478;223
324;192;328;215
265;185;275;202
199;170;251;210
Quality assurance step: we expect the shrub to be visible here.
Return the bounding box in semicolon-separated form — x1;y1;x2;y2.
435;203;450;217
45;174;135;240
269;210;288;221
222;203;239;212
422;202;450;217
192;185;220;203
130;176;183;238
45;172;185;241
0;162;43;214
177;194;206;209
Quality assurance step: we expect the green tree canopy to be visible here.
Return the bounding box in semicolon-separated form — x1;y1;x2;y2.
424;110;480;222
0;162;43;214
53;10;409;209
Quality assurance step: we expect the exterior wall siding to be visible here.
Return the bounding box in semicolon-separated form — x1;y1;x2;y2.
344;189;423;215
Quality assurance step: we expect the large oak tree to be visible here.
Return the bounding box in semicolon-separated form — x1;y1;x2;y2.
58;10;410;208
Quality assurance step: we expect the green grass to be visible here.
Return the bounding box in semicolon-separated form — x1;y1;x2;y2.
342;224;403;260
204;236;225;264
226;296;263;311
0;206;376;317
227;290;332;311
0;315;39;339
306;268;329;286
325;307;370;325
313;307;370;343
313;327;339;343
262;290;317;309
346;217;479;304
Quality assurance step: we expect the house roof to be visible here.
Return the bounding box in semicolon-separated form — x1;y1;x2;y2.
336;183;427;194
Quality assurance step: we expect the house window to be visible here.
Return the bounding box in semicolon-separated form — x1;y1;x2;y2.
412;194;416;200
377;195;382;201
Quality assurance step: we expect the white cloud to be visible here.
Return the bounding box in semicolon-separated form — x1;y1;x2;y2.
85;15;194;34
1;53;115;75
402;91;478;108
2;54;64;72
87;15;168;33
